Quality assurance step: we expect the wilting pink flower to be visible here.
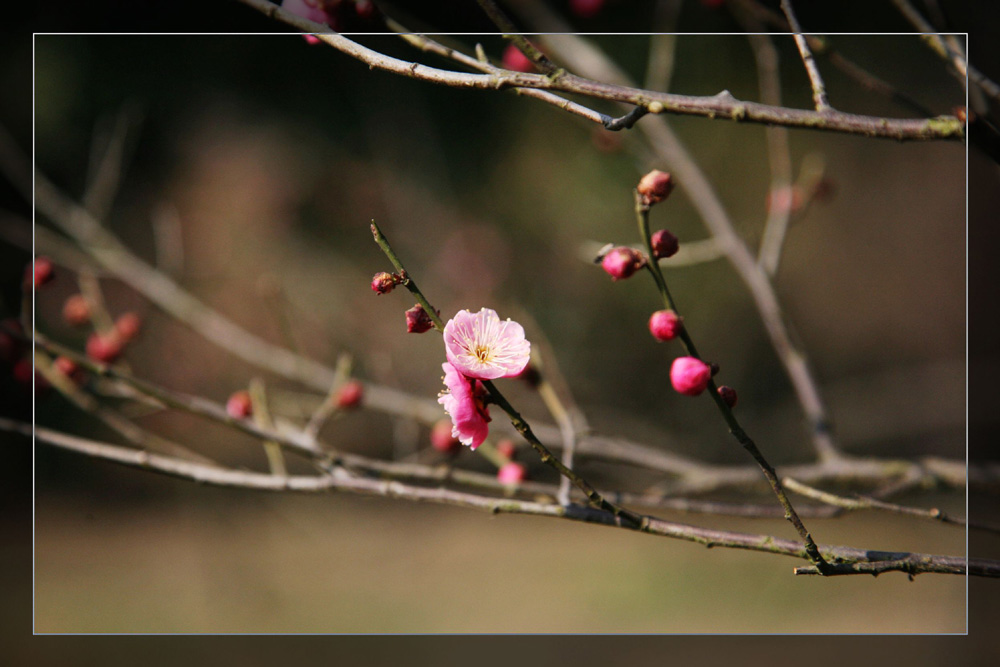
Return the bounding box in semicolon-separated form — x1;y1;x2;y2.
443;308;531;380
601;247;645;281
497;462;526;485
502;43;535;73
648;310;683;341
670;356;711;396
438;362;492;450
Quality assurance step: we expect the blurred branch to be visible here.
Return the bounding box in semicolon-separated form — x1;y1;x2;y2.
12;420;994;577
233;0;963;142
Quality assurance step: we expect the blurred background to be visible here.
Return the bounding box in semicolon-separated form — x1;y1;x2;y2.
1;0;996;642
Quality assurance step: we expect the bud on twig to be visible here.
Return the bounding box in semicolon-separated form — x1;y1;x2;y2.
637;170;674;206
650;229;679;259
600;247;646;281
648;310;683;341
405;304;437;334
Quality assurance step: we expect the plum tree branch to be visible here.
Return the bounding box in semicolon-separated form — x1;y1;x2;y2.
232;0;964;142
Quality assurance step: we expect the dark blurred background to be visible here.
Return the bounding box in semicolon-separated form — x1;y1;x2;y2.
2;0;999;656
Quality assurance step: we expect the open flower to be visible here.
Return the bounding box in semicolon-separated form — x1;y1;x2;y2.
438;362;491;449
443;308;531;380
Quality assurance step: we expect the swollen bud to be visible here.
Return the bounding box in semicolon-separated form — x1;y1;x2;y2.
371;272;398;295
648;310;682;342
650;229;679;259
501;43;535;73
86;332;123;363
430;419;460;453
670;356;711;396
405;304;437;334
114;312;142;343
226;390;253;419
335;380;364;409
497;461;526;485
62;294;91;328
717;385;738;408
27;256;55;290
600;247;646;281
637;170;674;206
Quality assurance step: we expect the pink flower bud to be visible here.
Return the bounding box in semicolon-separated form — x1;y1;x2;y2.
28;256;55;289
114;312;142;343
86;332;123;363
405;304;437;334
430;419;460;453
637;170;674;205
54;356;85;384
670;356;711;396
569;0;604;18
62;294;91;328
650;229;679;259
226;390;253;418
648;310;683;342
497;461;526;485
717;385;738;408
371;272;397;295
335;380;364;409
496;439;516;460
601;247;646;281
502;43;535;73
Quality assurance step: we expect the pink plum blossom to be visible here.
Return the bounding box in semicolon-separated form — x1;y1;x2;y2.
438;362;492;449
670;356;712;396
443;308;531;380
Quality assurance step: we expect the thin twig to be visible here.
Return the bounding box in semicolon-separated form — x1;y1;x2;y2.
636;194;829;573
780;0;831;112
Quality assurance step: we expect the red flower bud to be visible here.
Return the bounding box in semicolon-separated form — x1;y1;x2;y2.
54;356;85;384
335;380;364;409
600;247;646;281
501;43;535;73
650;229;679;259
114;312;142;343
670;356;711;396
86;332;123;363
27;256;55;289
62;294;91;327
430;419;460;453
637;170;674;205
371;272;397;295
569;0;604;18
648;310;683;341
405;304;437;334
717;385;738;408
226;390;253;419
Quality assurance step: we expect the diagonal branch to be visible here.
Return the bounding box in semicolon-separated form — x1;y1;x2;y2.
780;0;831;112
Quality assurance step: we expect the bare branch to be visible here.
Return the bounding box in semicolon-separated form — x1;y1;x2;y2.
233;0;963;142
780;0;831;112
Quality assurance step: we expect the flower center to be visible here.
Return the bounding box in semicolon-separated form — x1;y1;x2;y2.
473;344;492;363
